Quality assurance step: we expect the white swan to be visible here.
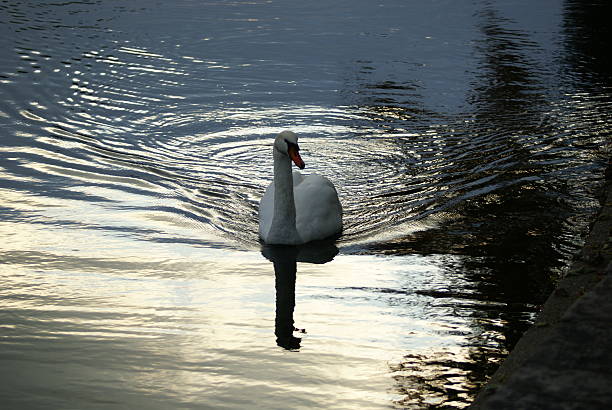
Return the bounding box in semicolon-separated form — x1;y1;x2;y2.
259;131;343;245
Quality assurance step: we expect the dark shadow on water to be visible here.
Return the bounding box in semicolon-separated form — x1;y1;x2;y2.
261;240;338;350
348;2;610;408
563;0;612;86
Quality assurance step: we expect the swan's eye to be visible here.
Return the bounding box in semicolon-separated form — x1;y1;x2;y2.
285;140;299;151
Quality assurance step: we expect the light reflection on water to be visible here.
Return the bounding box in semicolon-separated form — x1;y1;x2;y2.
1;0;610;408
2;234;475;409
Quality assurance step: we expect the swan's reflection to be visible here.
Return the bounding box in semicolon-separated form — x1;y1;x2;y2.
262;241;339;350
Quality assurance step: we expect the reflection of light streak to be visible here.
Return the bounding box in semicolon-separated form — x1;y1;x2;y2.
2;210;481;408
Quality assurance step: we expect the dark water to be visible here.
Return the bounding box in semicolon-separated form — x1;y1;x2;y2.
1;0;610;408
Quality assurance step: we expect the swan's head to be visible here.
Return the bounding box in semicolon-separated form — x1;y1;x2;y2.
275;131;305;169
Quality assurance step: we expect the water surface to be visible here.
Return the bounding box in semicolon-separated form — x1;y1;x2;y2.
1;0;610;408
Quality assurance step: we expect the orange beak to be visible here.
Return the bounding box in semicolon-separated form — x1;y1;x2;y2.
288;144;305;169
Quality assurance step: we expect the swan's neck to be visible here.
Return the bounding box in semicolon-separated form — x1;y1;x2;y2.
268;147;300;244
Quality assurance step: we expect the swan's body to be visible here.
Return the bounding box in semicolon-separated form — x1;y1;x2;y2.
259;131;342;245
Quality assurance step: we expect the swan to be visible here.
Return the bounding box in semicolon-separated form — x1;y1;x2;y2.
259;131;343;245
